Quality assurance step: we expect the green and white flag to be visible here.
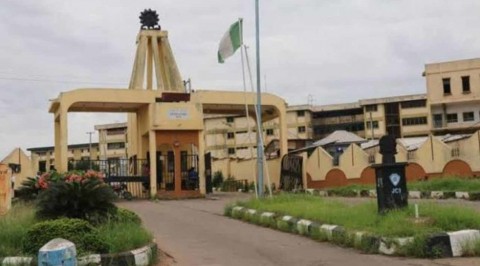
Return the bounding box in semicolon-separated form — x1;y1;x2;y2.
217;19;243;63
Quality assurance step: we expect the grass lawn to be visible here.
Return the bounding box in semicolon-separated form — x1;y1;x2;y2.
236;194;480;237
324;177;480;194
0;203;153;257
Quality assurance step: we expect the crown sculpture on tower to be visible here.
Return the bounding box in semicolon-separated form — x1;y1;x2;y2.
139;9;161;30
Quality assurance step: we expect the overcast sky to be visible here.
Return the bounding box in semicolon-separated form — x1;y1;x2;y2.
1;0;480;158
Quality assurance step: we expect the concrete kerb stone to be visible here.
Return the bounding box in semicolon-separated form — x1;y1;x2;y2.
431;191;444;199
296;219;313;235
0;243;157;266
228;205;480;258
259;212;276;227
304;189;480;201
447;230;480;257
409;191;421;199
455;192;469;199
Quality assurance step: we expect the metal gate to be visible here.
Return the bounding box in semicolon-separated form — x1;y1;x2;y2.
70;159;149;199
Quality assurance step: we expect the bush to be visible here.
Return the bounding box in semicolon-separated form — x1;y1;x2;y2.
23;218;108;255
113;208;141;224
16;177;41;202
36;177;117;224
212;171;224;188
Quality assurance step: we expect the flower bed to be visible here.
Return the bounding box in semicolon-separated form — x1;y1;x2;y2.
0;170;154;264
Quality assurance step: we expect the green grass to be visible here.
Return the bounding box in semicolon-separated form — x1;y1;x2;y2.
0;204;152;257
237;194;480;237
322;177;480;194
97;220;153;253
0;203;38;257
408;178;480;192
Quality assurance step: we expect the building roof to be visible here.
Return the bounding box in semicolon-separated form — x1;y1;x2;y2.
27;143;99;152
359;93;427;106
313;130;366;147
311;102;360;112
94;122;127;130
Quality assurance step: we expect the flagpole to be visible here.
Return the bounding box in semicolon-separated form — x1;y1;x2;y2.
255;0;264;197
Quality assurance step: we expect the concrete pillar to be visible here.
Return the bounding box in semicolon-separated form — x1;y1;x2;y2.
198;130;206;194
55;109;68;173
54;114;61;170
148;130;157;198
277;108;288;157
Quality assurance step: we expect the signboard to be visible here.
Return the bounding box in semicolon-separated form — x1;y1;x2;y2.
279;154;303;191
167;108;189;120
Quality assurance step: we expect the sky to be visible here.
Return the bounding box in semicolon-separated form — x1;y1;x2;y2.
1;0;480;158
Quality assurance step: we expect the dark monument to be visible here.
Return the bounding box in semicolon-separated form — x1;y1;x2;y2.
373;135;408;214
139;9;161;30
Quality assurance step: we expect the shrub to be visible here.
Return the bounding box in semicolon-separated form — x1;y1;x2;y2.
113;208;141;224
16;177;41;201
23;218;108;255
36;177;117;224
212;171;224;188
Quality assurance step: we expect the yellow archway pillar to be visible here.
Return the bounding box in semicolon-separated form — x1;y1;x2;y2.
54;108;69;173
148;130;157;197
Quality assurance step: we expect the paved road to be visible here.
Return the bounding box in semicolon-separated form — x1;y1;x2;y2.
120;193;479;266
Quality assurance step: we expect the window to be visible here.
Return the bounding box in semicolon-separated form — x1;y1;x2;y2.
462;76;470;93
401;117;428;126
227;132;234;139
463;112;474;122
107;128;126;135
401;100;427;109
446;113;458;123
298;126;306;133
297;110;305;117
433;114;443;128
442;78;451;94
365;104;377;112
228;148;235;154
107;142;125;150
226;117;234;123
237;146;248;150
366;121;379;129
266;129;274;135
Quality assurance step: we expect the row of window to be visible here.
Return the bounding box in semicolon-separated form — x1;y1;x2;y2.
401;116;428;126
226;127;305;139
364;100;427;113
107;142;126;150
313;122;365;135
442;76;471;95
444;112;475;123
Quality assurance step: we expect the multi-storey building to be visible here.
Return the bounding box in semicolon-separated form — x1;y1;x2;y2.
95;122;128;160
204;105;313;159
425;58;480;135
359;94;429;139
312;102;365;139
28;143;99;173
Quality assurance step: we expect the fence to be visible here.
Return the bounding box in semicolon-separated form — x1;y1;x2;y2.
221;179;249;192
70;159;149;199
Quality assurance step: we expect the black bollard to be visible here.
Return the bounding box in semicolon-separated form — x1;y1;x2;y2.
372;135;408;214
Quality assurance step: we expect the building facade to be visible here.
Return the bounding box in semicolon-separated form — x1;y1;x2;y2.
28;143;99;173
204;105;313;159
312;102;365;140
95;122;128;160
359;94;429;139
425;58;480;135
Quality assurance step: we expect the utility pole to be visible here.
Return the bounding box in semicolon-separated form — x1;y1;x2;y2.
86;131;94;169
255;0;264;197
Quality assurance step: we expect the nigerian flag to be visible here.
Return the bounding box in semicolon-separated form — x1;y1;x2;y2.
217;19;243;63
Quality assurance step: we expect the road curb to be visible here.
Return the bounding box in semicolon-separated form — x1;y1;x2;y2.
0;242;157;266
226;205;480;258
308;189;480;201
